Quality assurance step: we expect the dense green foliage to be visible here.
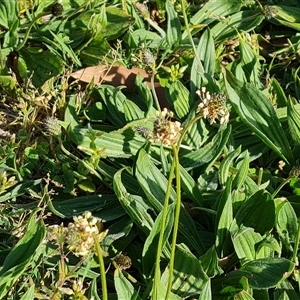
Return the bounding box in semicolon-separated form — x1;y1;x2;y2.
1;0;300;299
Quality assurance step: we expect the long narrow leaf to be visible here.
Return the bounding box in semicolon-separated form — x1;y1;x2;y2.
166;0;181;47
0;214;46;299
287;96;300;145
190;29;215;96
113;168;154;235
114;268;141;300
225;69;295;165
215;178;233;256
161;245;208;298
136;149;205;254
234;190;275;235
182;1;243;40
180;126;231;170
142;203;174;275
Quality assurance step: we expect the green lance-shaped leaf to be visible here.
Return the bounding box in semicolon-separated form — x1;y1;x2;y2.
0;0;18;30
232;226;271;262
219;146;241;187
161;245;208;298
211;272;249;298
225;69;295;165
166;80;193;119
0;213;46;299
211;9;264;44
273;279;300;300
50;194;121;219
190;28;216;96
182;0;243;40
212;258;294;296
180;165;204;207
166;0;181;47
275;198;298;251
180;125;231;170
234;290;255;300
239;38;263;89
198;280;212;300
234;190;275;235
215;177;233;256
267;5;300;31
239;258;294;289
232;150;250;191
287;96;300;145
200;246;223;278
114;268;141;300
71;119;151;158
0;178;43;202
136;149;205;255
95;85;144;128
18;48;64;88
199;28;215;76
113;168;154;236
142;203;174;276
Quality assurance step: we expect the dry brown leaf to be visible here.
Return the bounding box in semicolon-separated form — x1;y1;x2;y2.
71;65;155;89
70;65;168;107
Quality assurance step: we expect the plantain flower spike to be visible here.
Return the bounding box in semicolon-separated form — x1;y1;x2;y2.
289;166;300;178
44;116;62;137
65;212;107;257
134;2;150;19
196;87;229;125
151;108;182;146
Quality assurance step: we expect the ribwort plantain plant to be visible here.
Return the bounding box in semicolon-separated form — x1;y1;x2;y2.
2;0;300;299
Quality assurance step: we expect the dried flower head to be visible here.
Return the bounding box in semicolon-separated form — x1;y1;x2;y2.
71;278;88;299
135;125;152;139
113;253;132;270
51;2;63;16
0;129;15;141
65;212;106;257
151;108;182;146
141;49;156;68
134;2;150;19
196;87;229;125
263;5;278;19
44;116;62;137
289;166;300;178
46;224;65;244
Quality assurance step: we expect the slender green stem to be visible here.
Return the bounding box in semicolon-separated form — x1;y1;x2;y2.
162;115;202;298
13;154;23;181
152;157;176;299
165;145;181;299
150;50;169;113
94;234;108;300
293;218;300;266
150;69;161;112
272;177;291;198
121;0;127;13
16;12;50;51
58;138;103;181
152;70;203;297
180;0;204;73
257;167;263;187
178;114;202;148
